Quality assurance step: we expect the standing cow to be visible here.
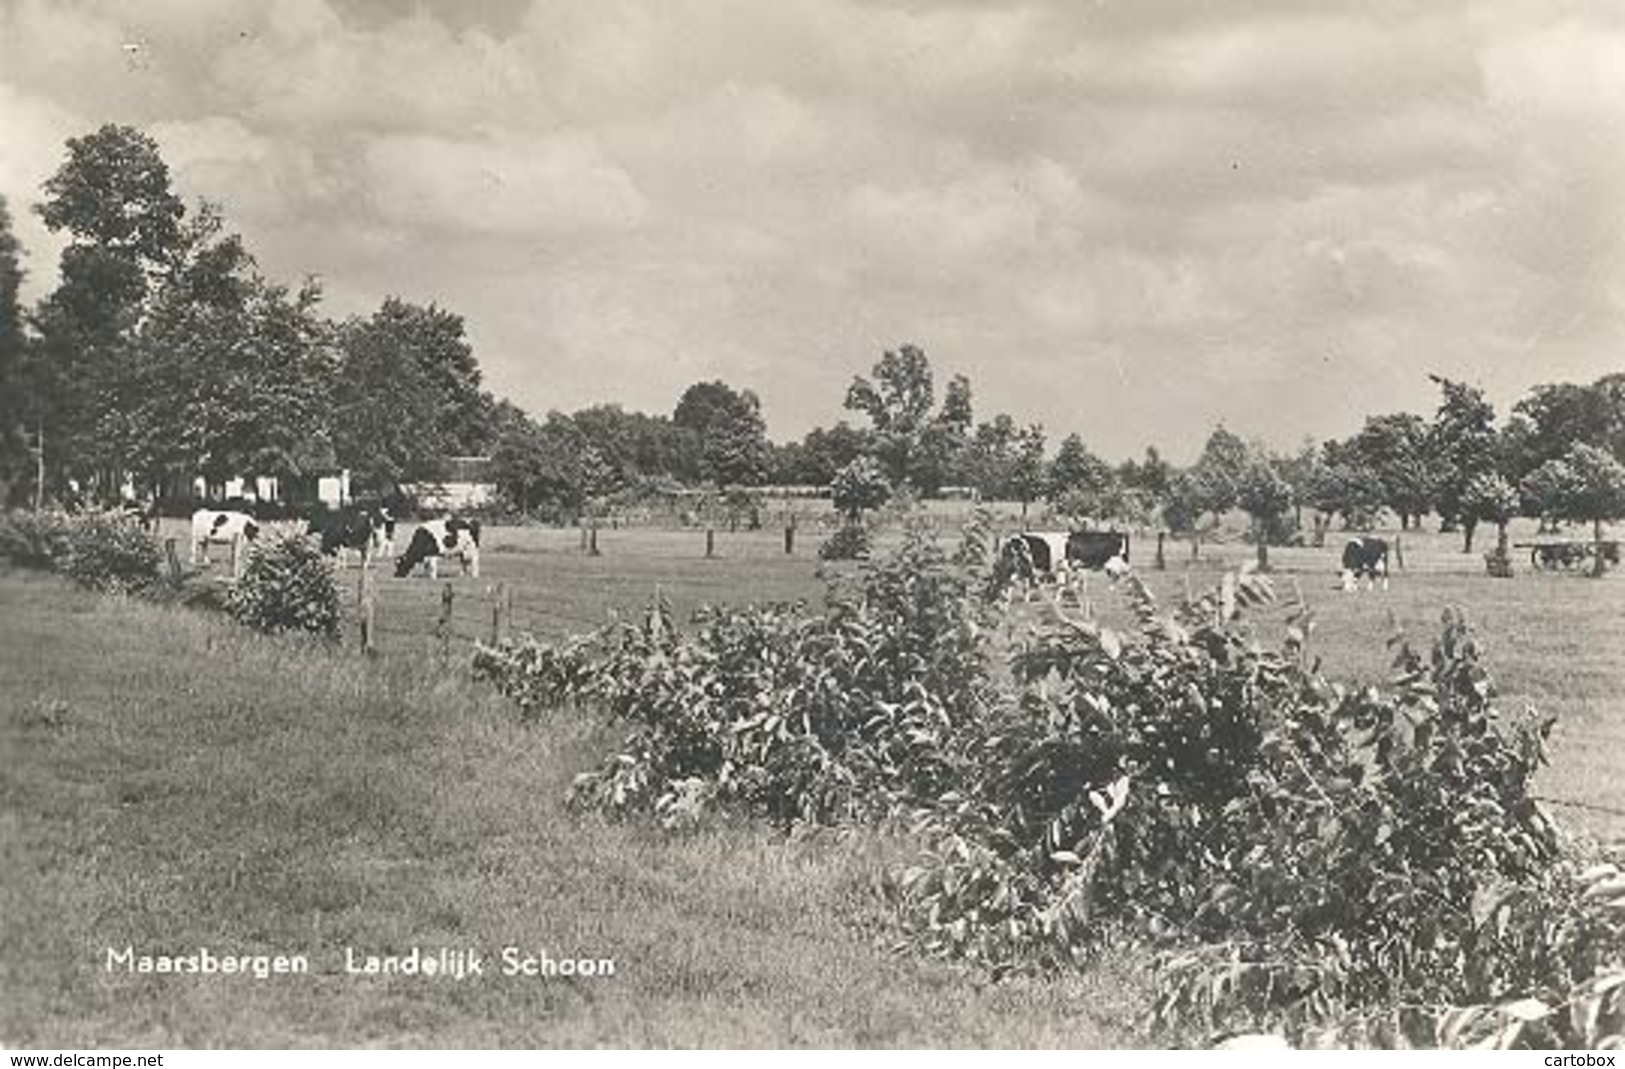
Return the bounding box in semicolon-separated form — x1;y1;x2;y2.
307;505;396;566
999;530;1131;584
394;517;481;579
191;508;260;565
1340;536;1390;591
1065;530;1130;572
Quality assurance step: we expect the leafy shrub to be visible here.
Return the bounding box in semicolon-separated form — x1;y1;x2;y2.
0;510;75;569
476;511;1625;1048
818;523;871;561
906;582;1578;1021
226;535;341;638
477;523;993;826
59;511;162;592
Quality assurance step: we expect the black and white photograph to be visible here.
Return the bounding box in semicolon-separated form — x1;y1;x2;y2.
2;0;1623;1052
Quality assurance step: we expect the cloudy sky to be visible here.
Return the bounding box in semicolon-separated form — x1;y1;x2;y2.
1;0;1621;460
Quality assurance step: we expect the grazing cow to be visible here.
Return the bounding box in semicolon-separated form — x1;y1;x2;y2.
394;517;481;579
307;506;396;566
1340;536;1390;591
117;496;160;533
1001;530;1131;583
1065;530;1130;571
191;508;260;565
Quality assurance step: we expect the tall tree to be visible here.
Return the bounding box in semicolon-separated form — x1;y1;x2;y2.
37;124;185;266
1049;433;1117;521
1461;472;1521;563
1513;377;1625;471
1350;413;1434;528
1427;375;1499;552
31;125;188;498
844;343;938;490
1522;444;1625;577
830;455;891;523
673;380;769;487
490;408;589;518
1007;423;1048;521
0;197;28;504
963;412;1019;501
914;373;974;493
1189;425;1250;525
776;422;870;486
1236;453;1294;570
331;298;485;495
118;207;336;493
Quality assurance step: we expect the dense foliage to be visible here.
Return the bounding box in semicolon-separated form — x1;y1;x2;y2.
0;509;75;569
55;510;163;592
475;515;1625;1047
225;535;341;638
817;524;872;561
6;127;1624;550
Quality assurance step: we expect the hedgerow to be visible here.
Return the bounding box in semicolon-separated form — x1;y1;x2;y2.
473;512;1625;1048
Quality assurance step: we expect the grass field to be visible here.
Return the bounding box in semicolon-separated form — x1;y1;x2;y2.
0;569;1147;1047
166;513;1623;833
4;511;1621;1045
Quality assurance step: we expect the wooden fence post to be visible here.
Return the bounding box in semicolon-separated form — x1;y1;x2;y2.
164;537;182;582
1394;534;1405;571
588;525;600;557
579;524;589;553
358;568;376;655
784;520;795;555
1155;531;1166;571
230;536;244;580
438;582;454;658
706;527;716;559
489;582;510;645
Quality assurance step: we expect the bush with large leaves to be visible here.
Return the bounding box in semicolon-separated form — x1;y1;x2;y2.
475;512;1625;1047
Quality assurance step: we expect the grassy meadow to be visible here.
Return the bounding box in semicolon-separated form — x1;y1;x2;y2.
4;509;1622;1045
171;512;1619;833
0;569;1146;1047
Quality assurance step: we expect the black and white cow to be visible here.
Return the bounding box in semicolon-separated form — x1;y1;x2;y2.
1066;530;1131;574
1001;530;1131;582
307;505;396;565
1340;536;1390;591
190;508;260;565
394;517;481;579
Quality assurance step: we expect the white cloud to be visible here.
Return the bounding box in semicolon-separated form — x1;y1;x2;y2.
1;0;1622;457
361;131;649;236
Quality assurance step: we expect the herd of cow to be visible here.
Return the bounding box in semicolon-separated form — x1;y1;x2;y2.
185;506;1392;592
997;530;1392;591
188;505;482;579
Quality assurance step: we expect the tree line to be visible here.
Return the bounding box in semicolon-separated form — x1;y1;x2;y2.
1;124;1621;550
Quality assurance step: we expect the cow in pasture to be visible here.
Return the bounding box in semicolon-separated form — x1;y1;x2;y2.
307;505;396;566
394;517;481;579
1066;530;1130;571
1000;530;1131;584
190;508;260;565
117;496;160;533
1339;536;1389;591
